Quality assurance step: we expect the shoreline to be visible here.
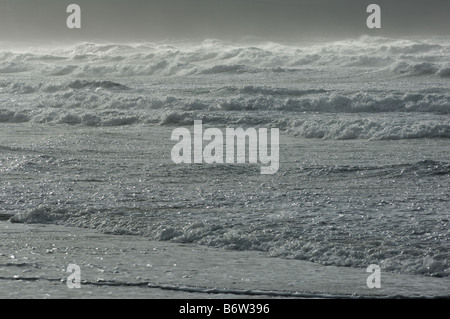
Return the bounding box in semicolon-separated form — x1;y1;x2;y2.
1;221;449;299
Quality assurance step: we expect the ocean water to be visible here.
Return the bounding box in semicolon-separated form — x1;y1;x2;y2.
1;36;449;290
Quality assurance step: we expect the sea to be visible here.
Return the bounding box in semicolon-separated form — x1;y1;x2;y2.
0;36;449;297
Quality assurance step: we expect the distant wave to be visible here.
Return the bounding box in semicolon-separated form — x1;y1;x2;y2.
1;109;448;140
1;36;449;140
2;77;449;112
1;87;449;140
1;37;449;77
391;62;450;77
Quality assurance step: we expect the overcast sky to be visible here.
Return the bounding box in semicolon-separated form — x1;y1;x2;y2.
0;0;449;42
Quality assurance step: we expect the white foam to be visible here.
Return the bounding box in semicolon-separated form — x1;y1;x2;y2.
0;37;449;77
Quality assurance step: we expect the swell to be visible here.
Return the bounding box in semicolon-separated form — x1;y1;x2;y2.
295;160;450;178
1;111;449;141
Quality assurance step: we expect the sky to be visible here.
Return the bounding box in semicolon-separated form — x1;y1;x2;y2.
0;0;449;42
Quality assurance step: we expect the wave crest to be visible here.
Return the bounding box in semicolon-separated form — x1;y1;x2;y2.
1;37;449;77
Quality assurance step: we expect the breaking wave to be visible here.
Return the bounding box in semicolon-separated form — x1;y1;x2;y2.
9;167;450;280
0;36;449;77
0;82;449;140
0;36;449;140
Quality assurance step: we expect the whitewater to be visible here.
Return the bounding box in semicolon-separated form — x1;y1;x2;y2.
0;36;449;298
